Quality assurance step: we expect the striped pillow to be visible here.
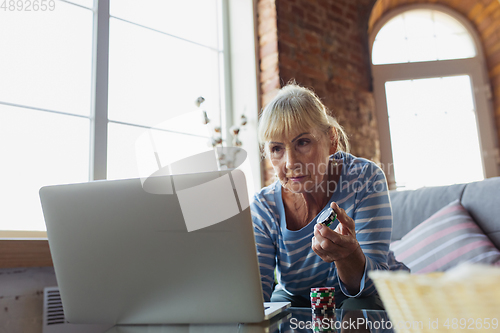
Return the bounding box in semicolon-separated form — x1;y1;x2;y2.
390;200;500;274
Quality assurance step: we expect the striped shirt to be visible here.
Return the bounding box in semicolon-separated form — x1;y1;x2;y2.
251;151;408;303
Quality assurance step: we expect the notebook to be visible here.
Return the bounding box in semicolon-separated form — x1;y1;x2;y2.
39;169;290;325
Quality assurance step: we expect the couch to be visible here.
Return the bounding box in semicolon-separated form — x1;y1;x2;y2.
388;176;500;272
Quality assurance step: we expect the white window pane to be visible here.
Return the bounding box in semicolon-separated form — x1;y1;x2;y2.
154;110;213;137
108;123;150;181
375;15;405;42
385;76;484;190
107;123;212;181
150;129;212;169
0;2;93;116
108;18;221;129
436;34;476;60
372;39;408;65
442;76;475;113
372;9;476;65
407;36;438;63
433;11;467;35
403;10;434;38
64;0;94;9
386;80;413;116
110;0;220;50
0;106;89;231
407;77;444;116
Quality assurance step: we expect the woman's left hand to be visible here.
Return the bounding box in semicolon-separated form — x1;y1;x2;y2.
311;202;360;263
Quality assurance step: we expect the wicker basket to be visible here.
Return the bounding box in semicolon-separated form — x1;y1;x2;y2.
369;264;500;333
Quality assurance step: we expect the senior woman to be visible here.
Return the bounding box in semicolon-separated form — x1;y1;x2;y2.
250;83;408;310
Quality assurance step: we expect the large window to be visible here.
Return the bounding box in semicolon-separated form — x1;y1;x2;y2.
0;0;260;235
370;5;499;190
0;1;93;233
106;0;223;181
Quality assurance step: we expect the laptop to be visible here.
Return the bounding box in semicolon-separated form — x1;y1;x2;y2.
102;310;291;333
39;169;290;325
41;287;290;333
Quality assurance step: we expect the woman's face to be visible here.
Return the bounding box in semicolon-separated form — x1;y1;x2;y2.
267;129;331;194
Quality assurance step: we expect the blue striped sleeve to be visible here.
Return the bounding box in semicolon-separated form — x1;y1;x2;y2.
338;163;392;298
250;193;277;302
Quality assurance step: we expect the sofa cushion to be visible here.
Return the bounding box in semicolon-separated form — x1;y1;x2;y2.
389;183;466;242
461;176;500;248
390;200;500;274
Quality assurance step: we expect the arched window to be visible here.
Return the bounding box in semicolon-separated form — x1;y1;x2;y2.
370;5;499;190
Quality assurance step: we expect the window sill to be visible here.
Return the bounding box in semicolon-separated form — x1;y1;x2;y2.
0;231;52;268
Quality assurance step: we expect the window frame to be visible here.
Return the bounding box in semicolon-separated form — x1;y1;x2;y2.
369;4;499;190
0;0;261;268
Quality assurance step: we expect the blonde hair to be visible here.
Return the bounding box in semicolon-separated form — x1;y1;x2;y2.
258;83;350;154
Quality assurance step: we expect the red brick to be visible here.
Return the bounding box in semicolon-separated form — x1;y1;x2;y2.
490;47;500;67
480;17;500;40
299;22;319;34
483;1;499;17
346;12;357;21
276;1;290;14
279;53;300;69
491;63;500;77
296;52;306;62
493;7;500;19
302;52;323;69
315;0;328;10
304;31;320;45
457;0;478;13
468;3;484;21
305;11;319;24
278;30;300;45
278;41;294;55
300;64;329;82
330;16;351;30
347;33;362;45
349;52;364;65
302;2;317;13
487;41;500;57
491;73;500;87
291;5;304;17
330;3;343;15
277;66;296;84
336;47;348;58
292;25;302;38
348;4;358;12
309;46;322;55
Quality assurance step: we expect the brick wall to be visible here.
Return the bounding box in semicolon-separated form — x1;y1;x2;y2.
369;0;500;173
257;0;500;186
257;0;378;186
